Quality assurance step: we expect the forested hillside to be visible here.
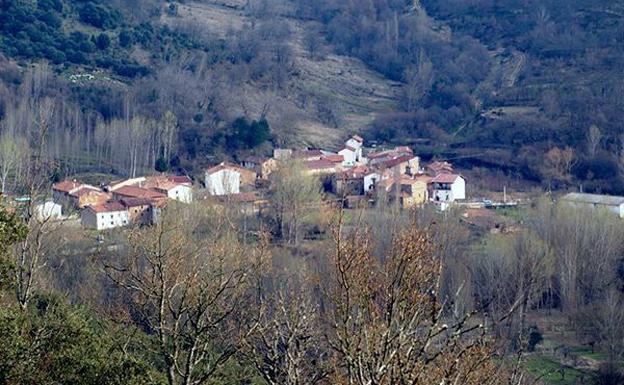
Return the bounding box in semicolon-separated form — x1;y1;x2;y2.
0;0;623;192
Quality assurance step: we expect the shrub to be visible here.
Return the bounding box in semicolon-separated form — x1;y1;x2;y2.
95;33;110;50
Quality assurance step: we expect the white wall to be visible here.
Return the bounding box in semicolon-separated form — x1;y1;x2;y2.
451;177;466;200
82;209;129;230
205;169;240;195
167;185;193;203
433;177;466;202
35;202;62;221
363;173;380;192
339;149;356;167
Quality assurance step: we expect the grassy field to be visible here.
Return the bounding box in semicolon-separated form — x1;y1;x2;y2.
523;356;593;385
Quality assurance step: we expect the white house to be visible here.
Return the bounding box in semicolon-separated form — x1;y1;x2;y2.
344;135;364;163
431;174;465;203
363;171;381;193
561;193;624;218
204;163;241;196
81;202;130;230
34;201;63;222
338;147;357;167
150;182;192;203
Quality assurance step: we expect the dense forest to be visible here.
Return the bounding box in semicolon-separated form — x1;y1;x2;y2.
0;0;623;193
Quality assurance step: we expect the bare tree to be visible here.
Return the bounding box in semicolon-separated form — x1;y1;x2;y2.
247;283;329;385
269;160;322;244
324;216;505;385
104;205;264;385
586;124;602;158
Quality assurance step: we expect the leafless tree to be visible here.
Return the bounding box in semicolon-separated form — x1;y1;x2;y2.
104;205;266;385
323;215;506;385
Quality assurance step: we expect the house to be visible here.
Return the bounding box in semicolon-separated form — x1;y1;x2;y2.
142;177;193;203
561;193;624;218
52;180;81;204
294;149;325;161
232;164;257;186
68;186;110;209
333;166;380;196
106;175;193;203
34;201;63;222
242;156;278;179
337;135;365;167
304;159;338;175
204;163;241;195
81;202;129;231
52;180;109;209
273;148;293;160
426;161;453;176
368;146;413;166
216;192;268;215
377;176;428;209
376;155;420;176
338;147;358;167
396;177;428;208
120;198;154;225
112;185;167;201
431;174;465;203
345;134;364;151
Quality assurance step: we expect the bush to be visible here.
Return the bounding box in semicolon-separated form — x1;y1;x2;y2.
527;326;543;352
155;157;169;172
95;33;110;50
78;2;122;29
118;30;134;48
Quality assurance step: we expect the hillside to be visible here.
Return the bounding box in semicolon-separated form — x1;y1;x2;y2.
0;0;623;192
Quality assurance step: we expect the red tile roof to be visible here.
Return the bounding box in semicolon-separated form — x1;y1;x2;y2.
378;155;415;169
166;175;192;185
53;180;80;193
338;166;371;179
120;197;154;207
351;135;364;143
323;154;344;163
427;161;453;174
69;185;103;198
432;174;461;184
113;186;166;200
305;159;336;170
87;202;126;213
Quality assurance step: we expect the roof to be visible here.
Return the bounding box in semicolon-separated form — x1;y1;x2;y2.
323;154;344;163
52;180;80;193
338;166;371;179
120;197;154;207
242;155;267;164
87;201;126;213
427;161;453;174
562;192;624;206
113;186;166;200
69;185;104;198
378;155;415;169
342;145;356;152
351;135;364;143
432;174;461;184
166;175;192;185
205;162;249;176
305;159;336;170
293;149;324;159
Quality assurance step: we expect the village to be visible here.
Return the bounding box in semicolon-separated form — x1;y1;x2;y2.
37;135;474;230
37;134;624;232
